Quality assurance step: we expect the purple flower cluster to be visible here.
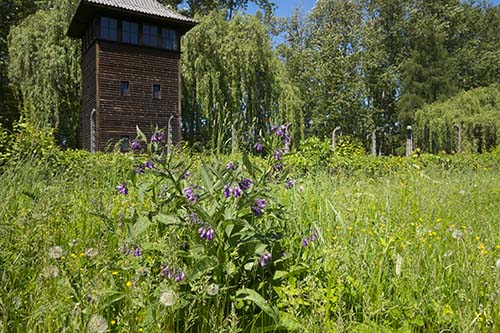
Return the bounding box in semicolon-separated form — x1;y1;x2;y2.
273;149;285;161
272;123;292;153
185;212;201;224
184;187;198;203
223;185;243;199
302;231;319;247
273;162;283;172
253;142;264;152
151;132;166;143
161;265;186;282
145;160;155;169
131;140;142;151
198;225;214;241
182;170;191;180
135;164;145;174
285;179;295;189
258;253;272;267
252;198;268;216
223;185;232;198
118;245;142;257
226;161;237;170
239;178;253;191
116;183;128;195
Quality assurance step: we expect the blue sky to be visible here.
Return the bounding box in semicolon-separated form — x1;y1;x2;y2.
247;0;500;18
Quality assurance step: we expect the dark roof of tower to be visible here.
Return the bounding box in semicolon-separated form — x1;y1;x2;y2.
67;0;197;37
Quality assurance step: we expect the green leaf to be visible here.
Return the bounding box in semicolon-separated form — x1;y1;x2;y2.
200;161;214;192
279;312;302;330
154;213;181;226
136;125;147;143
132;215;152;237
242;153;255;177
236;288;280;323
244;262;255;271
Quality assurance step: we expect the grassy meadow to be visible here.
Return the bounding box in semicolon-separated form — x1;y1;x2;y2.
1;146;500;332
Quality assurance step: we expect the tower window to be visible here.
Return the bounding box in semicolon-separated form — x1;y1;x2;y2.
122;21;138;45
100;17;117;41
120;81;130;96
142;24;158;47
153;84;161;99
161;28;178;50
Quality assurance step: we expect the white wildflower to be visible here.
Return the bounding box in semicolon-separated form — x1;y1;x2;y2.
452;229;463;240
48;246;63;259
85;248;98;257
87;314;108;333
160;290;176;307
207;283;220;296
43;266;60;279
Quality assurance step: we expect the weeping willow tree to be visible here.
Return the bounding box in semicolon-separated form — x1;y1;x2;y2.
8;1;81;147
181;11;302;153
414;85;500;153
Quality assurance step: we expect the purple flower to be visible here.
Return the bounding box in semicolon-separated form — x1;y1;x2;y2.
285;179;295;189
253;142;264;152
131;140;141;151
198;225;214;241
135;164;144;174
258;253;272;267
273;149;284;161
182;170;191;180
223;185;232;198
186;212;201;224
232;186;242;198
226;161;236;170
175;271;186;282
116;183;128;195
184;187;198;203
151;132;165;143
310;231;319;242
302;238;309;247
145;160;155;169
239;178;253;191
252;198;268;216
273;162;284;172
134;246;142;257
161;265;174;278
274;124;289;138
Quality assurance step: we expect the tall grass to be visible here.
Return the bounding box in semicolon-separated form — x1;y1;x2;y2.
1;151;499;332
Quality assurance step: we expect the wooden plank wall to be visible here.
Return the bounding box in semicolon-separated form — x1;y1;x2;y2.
95;40;181;151
81;42;97;150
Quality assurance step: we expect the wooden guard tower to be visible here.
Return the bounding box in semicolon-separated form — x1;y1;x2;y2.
67;0;197;151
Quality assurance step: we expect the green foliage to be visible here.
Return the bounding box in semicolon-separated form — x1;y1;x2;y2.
2;143;500;331
181;12;302;152
414;84;500;153
334;135;366;157
7;0;80;147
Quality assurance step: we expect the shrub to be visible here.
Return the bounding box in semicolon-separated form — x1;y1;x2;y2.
107;126;299;331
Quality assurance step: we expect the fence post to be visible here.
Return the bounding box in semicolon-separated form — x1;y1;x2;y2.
406;125;413;157
454;123;462;153
332;126;341;152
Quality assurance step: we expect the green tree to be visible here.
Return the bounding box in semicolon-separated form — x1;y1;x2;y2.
185;0;275;19
181;11;296;152
414;84;500;153
8;0;80;147
0;0;40;127
397;0;461;126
